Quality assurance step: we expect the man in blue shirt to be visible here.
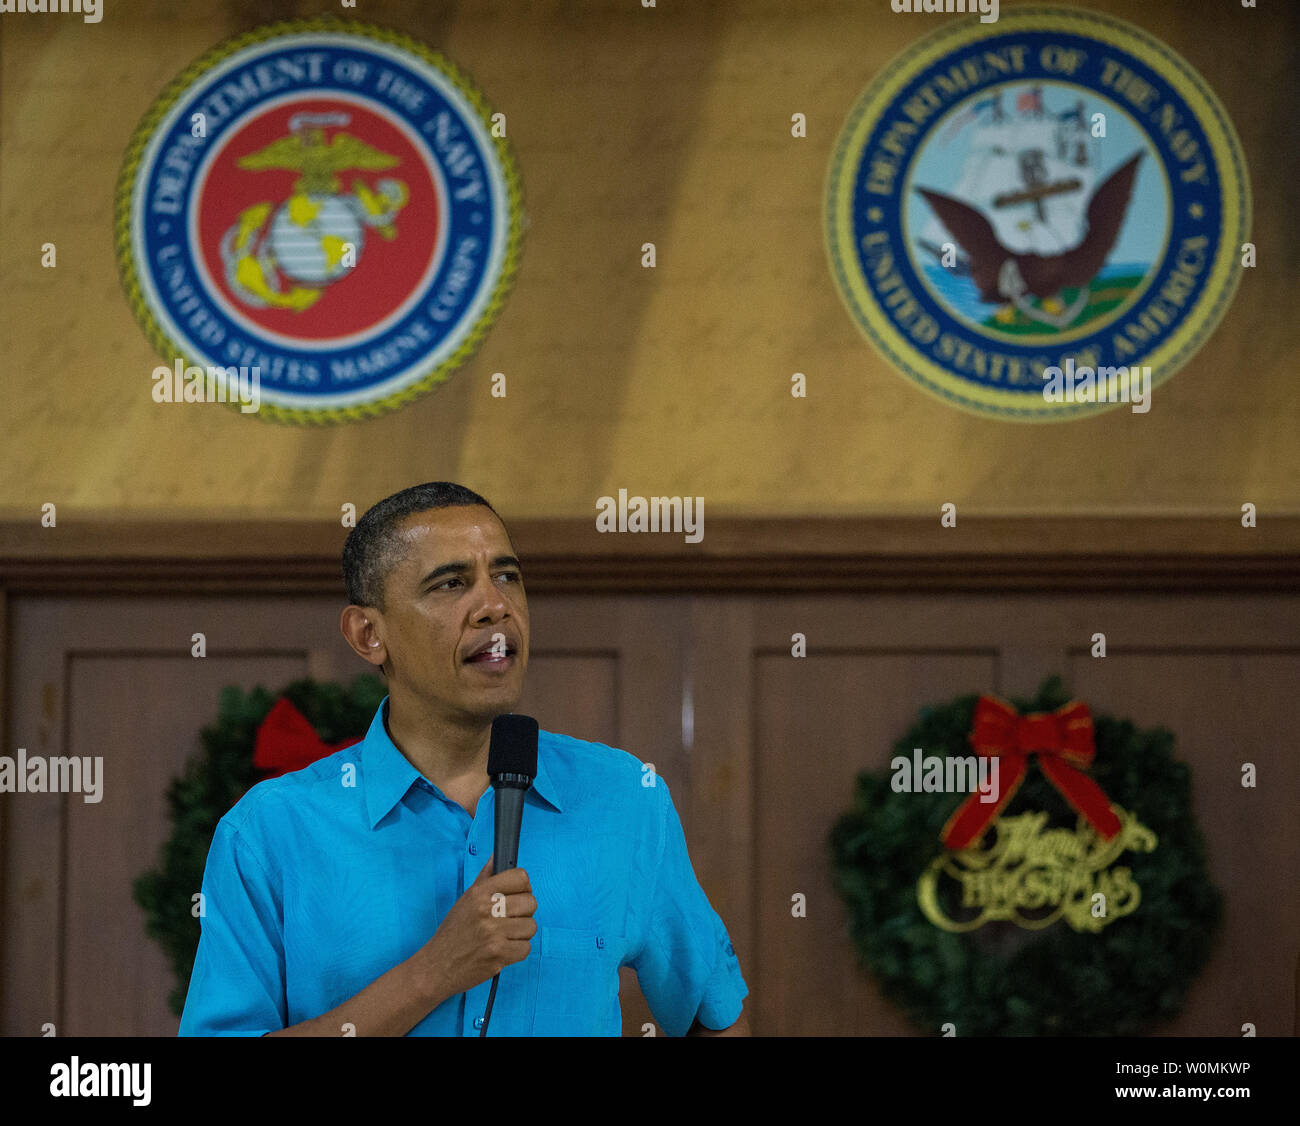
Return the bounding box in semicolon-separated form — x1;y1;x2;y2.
179;482;749;1036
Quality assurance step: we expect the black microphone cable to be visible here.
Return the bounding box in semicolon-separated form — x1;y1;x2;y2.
479;975;500;1037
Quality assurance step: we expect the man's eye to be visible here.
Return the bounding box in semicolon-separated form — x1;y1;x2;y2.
430;573;519;592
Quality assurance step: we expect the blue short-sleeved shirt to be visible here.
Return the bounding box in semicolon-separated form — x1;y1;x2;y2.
179;700;747;1036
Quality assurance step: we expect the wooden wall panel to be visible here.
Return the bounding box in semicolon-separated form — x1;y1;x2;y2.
685;597;756;1023
516;654;618;748
754;650;999;1036
1071;650;1300;1036
63;653;305;1036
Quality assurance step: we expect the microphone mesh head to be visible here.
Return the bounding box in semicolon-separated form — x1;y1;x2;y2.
488;714;539;776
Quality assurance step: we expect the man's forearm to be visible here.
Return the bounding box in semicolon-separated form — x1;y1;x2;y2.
266;951;447;1037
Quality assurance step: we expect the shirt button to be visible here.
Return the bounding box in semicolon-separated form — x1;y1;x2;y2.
596;936;605;949
473;1016;485;1029
469;843;478;855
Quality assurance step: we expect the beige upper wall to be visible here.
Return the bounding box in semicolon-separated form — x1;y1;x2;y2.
1;0;1295;521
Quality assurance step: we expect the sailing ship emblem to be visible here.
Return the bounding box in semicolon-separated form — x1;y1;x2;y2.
914;86;1145;333
825;7;1250;420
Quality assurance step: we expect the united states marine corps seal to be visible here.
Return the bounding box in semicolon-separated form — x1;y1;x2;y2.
116;19;523;423
825;6;1249;420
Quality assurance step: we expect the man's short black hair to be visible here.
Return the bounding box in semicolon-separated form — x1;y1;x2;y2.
342;482;503;609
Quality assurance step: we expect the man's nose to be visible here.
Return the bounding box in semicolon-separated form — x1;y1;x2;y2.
469;577;509;622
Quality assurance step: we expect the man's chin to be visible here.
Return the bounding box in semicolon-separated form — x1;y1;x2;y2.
459;677;525;721
395;668;525;722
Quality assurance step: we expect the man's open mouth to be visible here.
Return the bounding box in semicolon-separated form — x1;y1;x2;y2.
464;644;517;664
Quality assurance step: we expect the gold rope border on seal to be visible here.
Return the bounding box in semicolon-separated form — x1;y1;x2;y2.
113;16;525;426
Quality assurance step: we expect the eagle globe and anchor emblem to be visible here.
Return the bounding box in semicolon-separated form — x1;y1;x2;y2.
221;110;412;311
825;6;1250;420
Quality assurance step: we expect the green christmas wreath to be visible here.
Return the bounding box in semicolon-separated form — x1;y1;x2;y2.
134;675;386;1017
828;677;1223;1036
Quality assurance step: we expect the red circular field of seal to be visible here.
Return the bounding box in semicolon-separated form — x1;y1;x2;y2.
195;97;441;341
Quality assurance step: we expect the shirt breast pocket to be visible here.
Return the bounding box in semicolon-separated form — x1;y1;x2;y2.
528;925;624;1036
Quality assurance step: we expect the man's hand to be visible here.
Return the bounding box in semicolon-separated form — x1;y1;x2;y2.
687;1009;751;1036
413;855;537;1006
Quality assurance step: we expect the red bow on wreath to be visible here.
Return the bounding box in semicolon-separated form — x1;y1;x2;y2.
940;695;1122;850
253;697;363;779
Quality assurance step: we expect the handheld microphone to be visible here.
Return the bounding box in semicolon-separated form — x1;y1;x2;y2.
489;714;538;874
479;713;538;1037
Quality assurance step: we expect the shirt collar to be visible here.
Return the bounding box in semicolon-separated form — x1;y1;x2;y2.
361;699;564;828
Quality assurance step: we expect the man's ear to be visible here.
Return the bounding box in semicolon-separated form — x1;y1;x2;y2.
340;604;388;668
